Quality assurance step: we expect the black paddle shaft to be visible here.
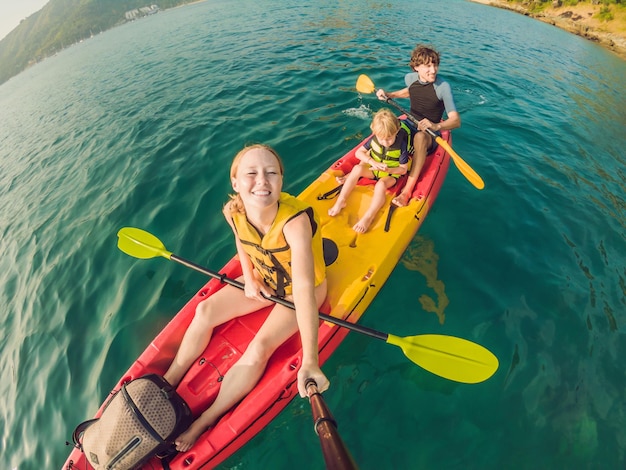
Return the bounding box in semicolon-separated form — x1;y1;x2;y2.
170;254;389;343
381;96;439;140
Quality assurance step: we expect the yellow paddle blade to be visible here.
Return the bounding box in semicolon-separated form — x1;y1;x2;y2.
356;74;376;94
116;227;172;260
387;334;498;384
435;137;485;190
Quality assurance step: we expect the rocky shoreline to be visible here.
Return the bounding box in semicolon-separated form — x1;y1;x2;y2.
469;0;626;60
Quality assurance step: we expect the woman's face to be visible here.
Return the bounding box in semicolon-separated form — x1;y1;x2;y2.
231;147;283;211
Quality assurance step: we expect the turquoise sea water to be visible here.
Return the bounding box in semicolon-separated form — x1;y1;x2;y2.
1;0;625;468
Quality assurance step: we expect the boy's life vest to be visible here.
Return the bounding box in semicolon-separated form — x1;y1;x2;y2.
231;192;326;297
368;121;413;179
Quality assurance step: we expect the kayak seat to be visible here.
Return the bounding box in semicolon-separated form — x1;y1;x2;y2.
328;152;409;193
322;238;339;266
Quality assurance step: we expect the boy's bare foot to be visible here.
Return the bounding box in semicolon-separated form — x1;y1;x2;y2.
392;192;410;207
353;213;375;233
174;420;210;453
328;200;346;217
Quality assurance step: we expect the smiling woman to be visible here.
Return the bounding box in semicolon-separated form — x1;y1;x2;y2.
161;144;329;452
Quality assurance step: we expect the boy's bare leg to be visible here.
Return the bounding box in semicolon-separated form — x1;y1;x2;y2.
354;177;395;233
392;132;432;207
329;163;370;216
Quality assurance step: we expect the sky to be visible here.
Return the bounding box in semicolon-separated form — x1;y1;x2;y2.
0;0;50;41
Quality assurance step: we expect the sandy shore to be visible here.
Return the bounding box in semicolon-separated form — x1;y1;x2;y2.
468;0;626;60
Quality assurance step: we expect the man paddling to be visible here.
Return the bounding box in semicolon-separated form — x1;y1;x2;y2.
376;44;461;207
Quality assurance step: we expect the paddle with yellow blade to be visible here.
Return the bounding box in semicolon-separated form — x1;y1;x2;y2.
356;74;485;190
117;227;498;384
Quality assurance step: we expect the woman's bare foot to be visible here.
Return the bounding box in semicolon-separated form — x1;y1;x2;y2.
335;175;346;184
353;213;375;233
392;192;410;207
174;420;211;453
328;200;346;217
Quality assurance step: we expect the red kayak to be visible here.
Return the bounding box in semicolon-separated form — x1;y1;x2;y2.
63;128;451;470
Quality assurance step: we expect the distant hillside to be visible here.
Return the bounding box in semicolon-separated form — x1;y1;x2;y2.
0;0;197;85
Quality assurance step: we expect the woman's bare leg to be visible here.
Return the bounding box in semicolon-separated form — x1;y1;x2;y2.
393;133;431;207
163;282;272;387
174;281;327;452
174;303;297;451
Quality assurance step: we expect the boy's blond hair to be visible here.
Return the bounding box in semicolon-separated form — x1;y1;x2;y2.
370;108;400;138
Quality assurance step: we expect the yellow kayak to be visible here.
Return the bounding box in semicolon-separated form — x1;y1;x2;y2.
302;129;451;326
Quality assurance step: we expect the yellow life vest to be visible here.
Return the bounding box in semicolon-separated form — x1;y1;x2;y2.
369;122;412;179
231;193;325;297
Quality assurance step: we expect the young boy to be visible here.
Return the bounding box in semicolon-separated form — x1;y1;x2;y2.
328;108;411;233
376;44;461;207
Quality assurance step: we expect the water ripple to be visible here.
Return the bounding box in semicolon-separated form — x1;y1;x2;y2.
0;0;625;469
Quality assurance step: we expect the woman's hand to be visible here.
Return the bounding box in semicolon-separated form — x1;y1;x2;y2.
243;276;274;302
297;362;329;398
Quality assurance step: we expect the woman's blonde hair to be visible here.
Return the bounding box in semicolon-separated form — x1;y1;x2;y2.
227;144;284;214
370;108;400;138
